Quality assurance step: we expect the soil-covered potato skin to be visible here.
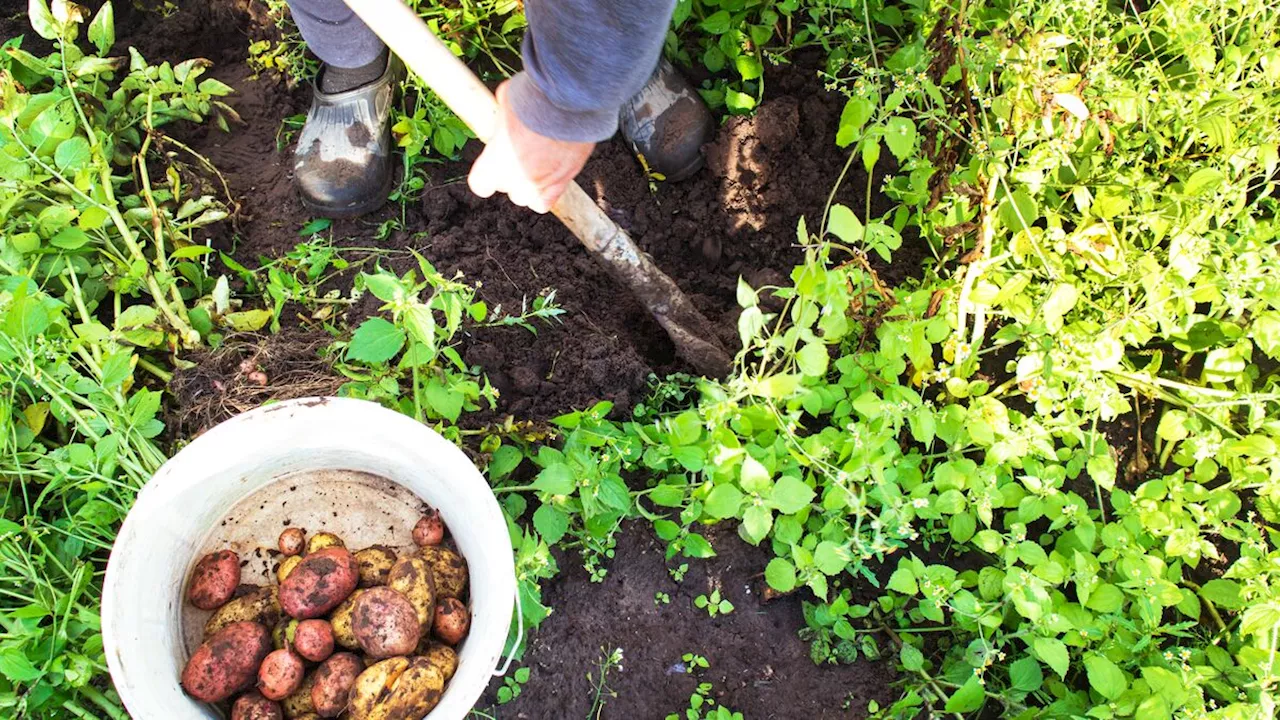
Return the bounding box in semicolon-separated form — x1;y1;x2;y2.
278;528;306;556
232;691;283;720
187;549;241;610
417;546;467;600
279;547;358;619
329;589;364;650
353;545;397;587
352;587;421;658
431;598;469;646
387;556;436;629
310;652;363;718
258;649;305;701
181;621;272;703
412;511;445;547
205;586;282;638
292;619;335;662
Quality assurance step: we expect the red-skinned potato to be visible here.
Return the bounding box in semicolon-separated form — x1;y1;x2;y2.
258;649;306;701
292;619;334;662
181;621;272;703
279;547;359;619
432;597;470;646
187;549;241;610
310;652;362;718
278;528;306;556
412;510;445;547
232;691;283;720
352;587;421;658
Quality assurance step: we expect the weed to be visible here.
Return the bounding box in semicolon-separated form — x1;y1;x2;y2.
694;589;734;618
655;591;671;605
586;647;624;719
496;665;530;705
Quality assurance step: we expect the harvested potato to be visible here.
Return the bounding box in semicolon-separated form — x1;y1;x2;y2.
352;587;421;658
387;556;435;629
311;652;363;718
306;532;344;555
280;670;317;719
432;597;470;646
329;589;364;650
363;656;447;720
419;545;468;599
277;555;302;584
232;691;283;720
278;528;306;556
412;510;445;547
204;586;282;640
187;549;241;610
292;619;335;662
279;547;359;619
348;657;410;720
181;621;272;703
417;641;459;682
258;649;305;701
272;619;291;650
353;546;397;588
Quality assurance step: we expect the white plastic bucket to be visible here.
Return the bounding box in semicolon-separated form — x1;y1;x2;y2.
102;397;517;719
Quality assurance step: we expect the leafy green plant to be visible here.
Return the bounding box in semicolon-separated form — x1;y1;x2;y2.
681;652;710;672
656;591;672;605
496;665;530;704
665;682;743;720
587;647;624;718
694;589;734;617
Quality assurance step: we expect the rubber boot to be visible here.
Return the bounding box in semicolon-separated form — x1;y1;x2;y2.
619;58;715;182
294;55;403;218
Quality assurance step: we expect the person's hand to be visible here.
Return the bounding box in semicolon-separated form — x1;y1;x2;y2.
468;81;595;214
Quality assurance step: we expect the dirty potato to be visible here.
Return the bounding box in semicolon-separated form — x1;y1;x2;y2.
280;670;317;719
276;555;302;584
352;587;421;658
232;691;283;720
418;545;468;599
187;549;241;610
329;589;364;650
353;546;397;588
292;619;335;662
348;657;410;720
205;586;282;639
258;649;305;701
310;652;363;718
387;556;436;629
279;547;359;619
432;597;470;646
306;532;345;555
412;510;445;547
181;621;273;703
278;528;306;556
369;656;447;720
416;640;459;682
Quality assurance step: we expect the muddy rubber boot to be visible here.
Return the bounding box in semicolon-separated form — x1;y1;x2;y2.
294;55;402;218
619;58;715;182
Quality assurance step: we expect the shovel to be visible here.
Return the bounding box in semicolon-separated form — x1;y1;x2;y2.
345;0;732;378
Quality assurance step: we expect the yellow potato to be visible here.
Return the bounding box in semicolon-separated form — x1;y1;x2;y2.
417;641;459;682
277;555;302;584
329;589;365;650
353;546;398;588
280;670;317;718
204;586;282;639
348;657;409;720
387;556;436;629
418;546;468;599
306;532;345;555
372;656;446;720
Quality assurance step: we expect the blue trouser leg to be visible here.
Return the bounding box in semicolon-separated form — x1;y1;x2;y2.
285;0;385;68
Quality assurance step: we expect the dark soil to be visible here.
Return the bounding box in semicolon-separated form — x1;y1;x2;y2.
477;521;896;718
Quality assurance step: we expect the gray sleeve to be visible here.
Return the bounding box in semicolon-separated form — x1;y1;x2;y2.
507;0;676;143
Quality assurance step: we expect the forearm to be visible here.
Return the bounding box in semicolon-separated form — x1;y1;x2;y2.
508;0;676;143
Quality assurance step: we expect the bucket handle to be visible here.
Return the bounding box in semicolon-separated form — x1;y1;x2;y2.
493;583;524;676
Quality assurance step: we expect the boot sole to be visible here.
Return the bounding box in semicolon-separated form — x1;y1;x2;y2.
298;169;395;220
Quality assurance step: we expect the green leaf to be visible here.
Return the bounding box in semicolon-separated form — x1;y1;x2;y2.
884;117;916;161
813;541;846;575
1009;656;1043;692
764;558;796;592
797;342;829;377
532;504;568;544
88;1;115;53
116;305;157;329
836;97;874;147
1241;603;1280;638
50;227;90;249
725;89;756;114
736;277;758;308
769;476;814;514
704;484;744;519
997;188;1039;232
488;445;523;480
54;137;91;171
596;475;631;512
223;309;273;333
682;533;716;558
424;380;464;422
735;54;763;80
739;455;771;493
741;505;772;544
299;218;332;236
172;245;215;259
886;567;917;595
1033;637;1070;679
1199;579;1243;610
827;204;864;244
363;273;403;303
0;648;42;682
899;643;924;672
1084;654;1126;700
347;317;405;363
532;463;575;495
1183;168;1225;196
944;675;985;713
28;0;60;40
699;10;732;34
1042;283;1078;333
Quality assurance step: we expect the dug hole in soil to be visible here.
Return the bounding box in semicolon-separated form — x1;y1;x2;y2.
107;0;912;715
